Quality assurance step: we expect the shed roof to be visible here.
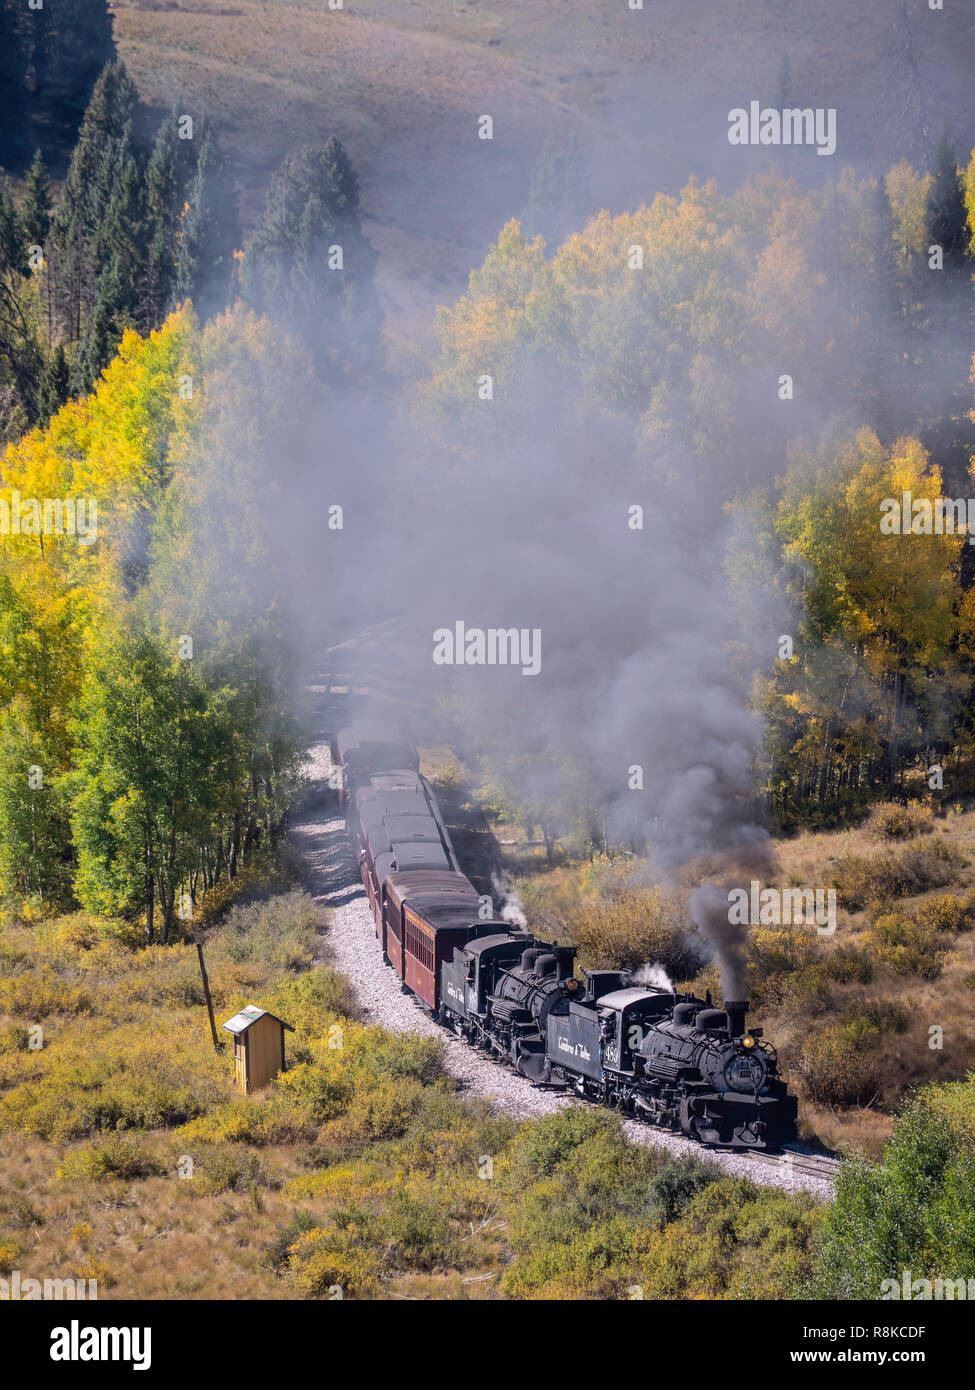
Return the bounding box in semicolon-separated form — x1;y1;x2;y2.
222;1004;295;1036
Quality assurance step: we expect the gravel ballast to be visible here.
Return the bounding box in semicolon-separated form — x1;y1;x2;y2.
292;739;835;1199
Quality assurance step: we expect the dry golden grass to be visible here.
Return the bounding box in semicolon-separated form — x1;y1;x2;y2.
0;1132;307;1298
0;887;522;1299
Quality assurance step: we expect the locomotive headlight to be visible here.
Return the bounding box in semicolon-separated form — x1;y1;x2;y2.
742;1034;756;1048
565;978;580;993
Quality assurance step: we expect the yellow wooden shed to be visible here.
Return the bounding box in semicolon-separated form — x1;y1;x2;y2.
222;1004;295;1094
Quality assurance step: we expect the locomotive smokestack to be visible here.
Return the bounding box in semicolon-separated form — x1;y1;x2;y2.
725;1000;747;1038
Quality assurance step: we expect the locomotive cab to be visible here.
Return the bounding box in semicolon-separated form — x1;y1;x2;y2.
597;988;676;1072
440;930;533;1023
547;986;675;1083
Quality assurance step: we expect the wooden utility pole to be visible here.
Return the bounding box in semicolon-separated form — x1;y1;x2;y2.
194;931;220;1051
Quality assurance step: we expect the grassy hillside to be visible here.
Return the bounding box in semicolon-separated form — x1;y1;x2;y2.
112;0;975;345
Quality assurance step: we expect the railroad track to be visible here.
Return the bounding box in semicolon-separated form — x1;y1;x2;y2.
746;1146;842;1184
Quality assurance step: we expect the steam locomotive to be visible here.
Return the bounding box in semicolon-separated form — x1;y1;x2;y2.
335;721;798;1151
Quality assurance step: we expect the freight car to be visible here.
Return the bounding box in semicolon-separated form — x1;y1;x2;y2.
335;721;798;1150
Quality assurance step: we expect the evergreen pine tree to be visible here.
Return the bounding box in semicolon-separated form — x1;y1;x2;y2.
921;133;975;498
521;135;580;246
71;141;149;391
0;172;44;431
145;107;197;325
927;131;968;271
0;177;23;274
38;341;70;421
865;177;903;438
172;119;239;320
320;135;360;219
20;149;51;248
241;139;379;373
47;62;139;344
70;254;122;393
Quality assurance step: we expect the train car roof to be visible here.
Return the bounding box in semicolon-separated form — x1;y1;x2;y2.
338;721;406;752
374;851;395;883
359;802;388;829
385;869;478;908
337;723;419;769
356;786;427;816
598;987;674;1012
391;843;450;871
384;814;443;842
367;771;426;793
366;825;392;857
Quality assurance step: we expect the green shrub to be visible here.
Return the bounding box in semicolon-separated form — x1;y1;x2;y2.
0;967;91;1020
0;1026;228;1141
198;852;301;927
912;893;975;934
286;1223;384;1297
497;1109;817;1299
747;928;872;1012
284;1188;475;1297
571;887;700;974
798;1018;882;1107
214;891;320;974
321;1077;423;1147
341;1027;444;1087
832;837;962;911
865;912;947;979
809;1087;975;1296
837;998;910;1033
864;800;935;840
56;1136;165;1182
179;1141;269;1196
862;893;975;979
262;1209;322;1270
176;1096;321;1148
0;1023;31;1054
631;1180;822;1300
262;968;359;1038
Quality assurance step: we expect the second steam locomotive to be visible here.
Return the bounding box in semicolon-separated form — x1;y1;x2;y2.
335;721;798;1151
